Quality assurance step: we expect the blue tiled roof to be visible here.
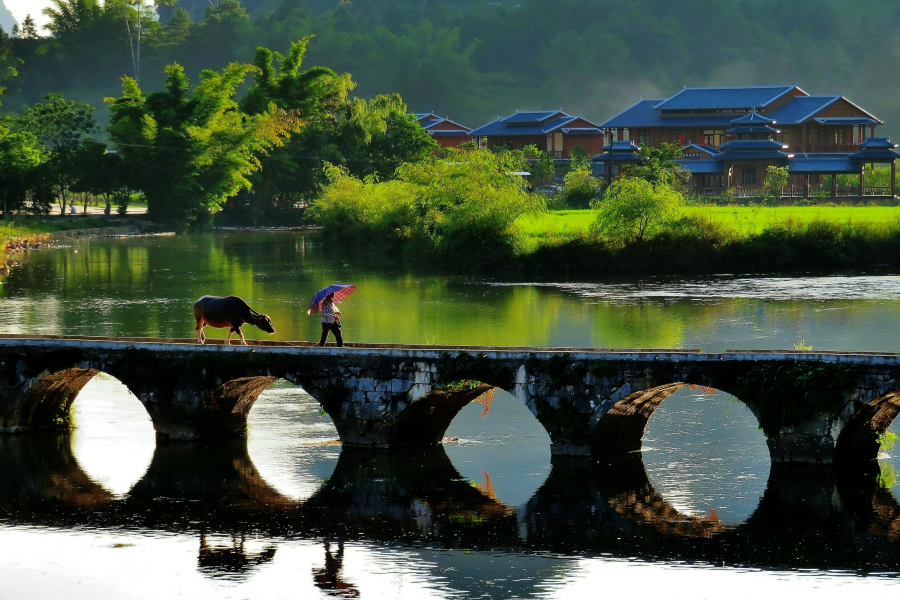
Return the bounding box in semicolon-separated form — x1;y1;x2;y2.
858;138;897;149
429;130;471;136
602;140;641;152
849;149;900;160
592;152;646;163
681;143;721;156
814;117;878;125
765;96;841;124
789;156;858;173
673;160;724;173
653;86;797;110
501;111;560;125
731;111;777;125
470;113;595;136
601;100;746;128
716;150;791;160
599;99;664;128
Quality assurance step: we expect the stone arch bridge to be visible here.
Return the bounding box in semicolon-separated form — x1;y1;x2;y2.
2;335;900;467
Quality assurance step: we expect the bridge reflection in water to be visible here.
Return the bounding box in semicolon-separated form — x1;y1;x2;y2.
5;372;900;597
4;431;900;578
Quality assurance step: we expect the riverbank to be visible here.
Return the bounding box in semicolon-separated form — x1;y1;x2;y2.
0;216;152;274
514;207;900;274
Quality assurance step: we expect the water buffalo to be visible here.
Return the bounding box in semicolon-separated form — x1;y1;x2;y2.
193;295;276;345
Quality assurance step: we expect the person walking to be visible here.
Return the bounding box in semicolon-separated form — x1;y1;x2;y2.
318;292;343;347
309;284;355;347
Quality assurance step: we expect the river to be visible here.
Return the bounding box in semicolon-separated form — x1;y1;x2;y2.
1;231;899;599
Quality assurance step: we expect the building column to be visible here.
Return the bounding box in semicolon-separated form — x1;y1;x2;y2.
892;161;896;198
831;173;837;198
804;175;810;199
801;123;807;153
860;167;866;198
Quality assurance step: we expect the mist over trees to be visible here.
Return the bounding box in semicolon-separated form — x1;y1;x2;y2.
1;0;899;135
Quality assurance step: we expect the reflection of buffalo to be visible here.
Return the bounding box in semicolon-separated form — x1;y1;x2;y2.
198;533;277;579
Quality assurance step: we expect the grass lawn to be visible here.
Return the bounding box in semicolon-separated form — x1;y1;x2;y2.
515;206;900;243
0;216;131;241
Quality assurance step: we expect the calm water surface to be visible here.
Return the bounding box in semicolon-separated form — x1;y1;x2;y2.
2;231;900;598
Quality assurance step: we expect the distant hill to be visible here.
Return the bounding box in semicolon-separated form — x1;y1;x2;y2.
7;0;900;138
0;0;16;34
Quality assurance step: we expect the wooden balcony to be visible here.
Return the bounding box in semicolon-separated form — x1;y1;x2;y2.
691;184;895;199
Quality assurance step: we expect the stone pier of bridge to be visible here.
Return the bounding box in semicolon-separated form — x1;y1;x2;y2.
2;335;900;467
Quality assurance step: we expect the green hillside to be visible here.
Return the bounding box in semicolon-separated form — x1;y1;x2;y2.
2;0;899;132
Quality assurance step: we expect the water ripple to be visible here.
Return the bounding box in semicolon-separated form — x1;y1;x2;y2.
492;275;900;301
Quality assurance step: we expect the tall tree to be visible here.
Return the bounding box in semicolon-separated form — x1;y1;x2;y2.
19;93;97;214
106;62;301;227
19;15;40;40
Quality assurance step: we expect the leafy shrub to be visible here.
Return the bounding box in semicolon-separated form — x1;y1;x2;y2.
312;148;545;264
590;177;683;244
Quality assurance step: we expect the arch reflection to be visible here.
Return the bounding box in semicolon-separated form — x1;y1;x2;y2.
246;379;340;502
69;372;156;497
443;388;552;507
640;386;769;528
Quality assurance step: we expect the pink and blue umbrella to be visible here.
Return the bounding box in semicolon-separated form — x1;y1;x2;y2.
308;284;357;315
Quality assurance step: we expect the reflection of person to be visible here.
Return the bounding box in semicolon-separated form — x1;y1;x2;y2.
318;293;344;347
312;542;359;597
197;533;277;578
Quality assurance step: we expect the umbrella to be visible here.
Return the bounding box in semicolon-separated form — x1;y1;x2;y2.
308;284;357;315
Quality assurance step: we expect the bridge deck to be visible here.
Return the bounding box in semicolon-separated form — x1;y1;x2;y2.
2;334;900;364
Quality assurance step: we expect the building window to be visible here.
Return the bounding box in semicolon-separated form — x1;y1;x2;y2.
808;126;819;146
834;129;845;144
742;167;757;185
639;130;652;146
702;129;725;147
775;131;791;145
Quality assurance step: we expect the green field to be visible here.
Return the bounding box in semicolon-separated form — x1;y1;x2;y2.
515;206;900;245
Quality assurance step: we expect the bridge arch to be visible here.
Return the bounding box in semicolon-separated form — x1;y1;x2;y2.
388;383;496;445
835;390;900;466
591;382;753;458
1;366;282;440
4;367;104;432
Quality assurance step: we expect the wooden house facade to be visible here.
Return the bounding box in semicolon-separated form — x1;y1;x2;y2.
599;86;896;197
414;113;472;149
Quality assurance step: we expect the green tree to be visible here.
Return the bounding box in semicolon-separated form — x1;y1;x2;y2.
627;142;684;185
313;147;543;263
523;143;555;187
591;178;683;244
19;93;97;214
106;62;301;227
42;0;104;39
20;15;41;39
229;39;434;224
763;165;789;201
569;145;590;171
0;120;43;218
562;167;602;209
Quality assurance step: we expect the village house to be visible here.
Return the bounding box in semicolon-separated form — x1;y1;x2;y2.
469;110;604;158
599;86;898;198
414;113;473;149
